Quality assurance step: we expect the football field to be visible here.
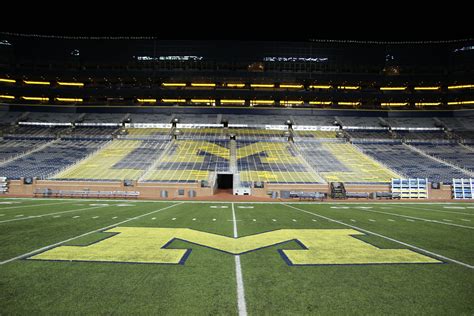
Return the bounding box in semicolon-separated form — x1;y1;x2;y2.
0;199;473;314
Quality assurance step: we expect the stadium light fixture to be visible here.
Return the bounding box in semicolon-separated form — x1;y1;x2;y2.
161;99;186;103
21;96;49;101
414;86;440;90
0;78;16;83
309;85;332;89
447;84;474;89
280;84;304;89
447;100;474;105
137;98;157;103
57;81;85;87
309;101;332;105
250;84;275;88
55;98;83;102
162;83;187;87
415;102;441;106
220;99;245;105
380;87;407;91
337;86;360;90
24;80;50;85
381;102;409;107
225;83;246;88
338;102;361;106
0;95;15;99
190;83;216;87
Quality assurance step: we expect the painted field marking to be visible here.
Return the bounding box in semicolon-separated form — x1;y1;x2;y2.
272;219;277;222
112;216;118;219
388;219;395;222
238;206;254;209
210;206;229;209
0;202;184;266
73;216;80;219
392;205;474;216
116;204;135;207
461;219;471;222
0;200;74;211
213;218;216;221
292;219;297;222
152;217;156;220
443;219;453;222
15;215;24;217
53;215;61;218
89;204;109;206
406;219;415;222
444;206;465;209
312;219;317;222
252;219;256;222
0;214;4;216
192;218;197;221
351;208;474;230
350;219;356;222
231;203;248;316
369;219;376;222
0;205;111;224
283;203;474;270
0;201;20;204
172;218;176;220
92;216;99;219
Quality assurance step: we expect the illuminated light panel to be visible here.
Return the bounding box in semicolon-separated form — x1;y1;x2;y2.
250;100;275;105
162;83;187;87
23;80;50;85
0;78;16;83
250;84;275;88
380;87;407;91
381;102;409;107
337;86;360;90
161;99;186;103
414;86;440;90
190;83;216;87
447;100;474;105
309;101;332;105
415;102;441;106
448;84;474;89
57;81;84;87
21;96;49;101
55;98;83;102
220;99;245;104
280;84;304;89
225;83;246;88
191;99;216;103
0;95;15;99
281;100;304;105
309;85;332;89
137;98;157;103
338;102;361;106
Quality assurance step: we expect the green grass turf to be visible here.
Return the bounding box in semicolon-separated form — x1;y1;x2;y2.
0;199;473;314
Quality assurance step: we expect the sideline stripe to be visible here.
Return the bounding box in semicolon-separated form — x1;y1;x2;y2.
0;200;74;211
232;202;248;316
0;203;183;265
351;208;474;230
282;204;474;270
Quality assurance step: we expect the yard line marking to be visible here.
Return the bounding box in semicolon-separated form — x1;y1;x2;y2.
73;216;80;219
52;215;61;218
152;217;156;220
210;206;229;208
238;206;254;209
112;216;118;219
392;205;474;216
92;216;99;219
369;219;376;222
388;219;395;222
172;218;176;220
0;214;4;216
350;219;356;222
292;219;297;222
231;203;248;316
461;219;471;222
312;219;317;222
0;200;73;211
0;205;111;224
352;208;474;230
406;219;415;222
283;203;474;269
0;202;184;266
282;203;474;269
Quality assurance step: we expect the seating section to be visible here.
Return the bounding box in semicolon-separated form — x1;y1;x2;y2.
413;144;474;171
293;130;338;138
0;139;49;162
296;142;399;183
0;139;105;179
345;130;392;139
143;140;229;182
394;130;447;140
292;115;336;126
337;116;383;127
24;112;78;123
54;140;167;180
237;141;324;183
385;117;437;128
356;143;471;183
128;113;172;123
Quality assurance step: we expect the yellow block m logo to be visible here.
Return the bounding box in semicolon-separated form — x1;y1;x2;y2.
29;228;440;266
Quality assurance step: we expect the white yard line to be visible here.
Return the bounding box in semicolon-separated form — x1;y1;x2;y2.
231;202;248;316
0;202;183;266
283;203;474;270
0;200;74;211
391;204;474;216
352;208;474;230
0;205;113;224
